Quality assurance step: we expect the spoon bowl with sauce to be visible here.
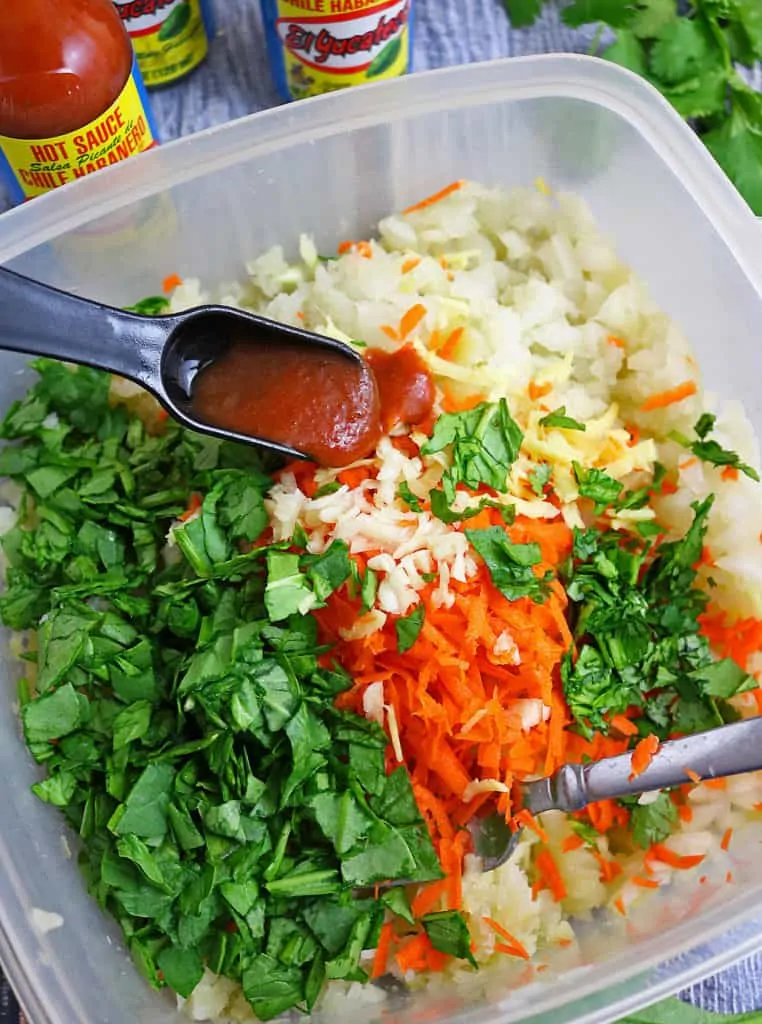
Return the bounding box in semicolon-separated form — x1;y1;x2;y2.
0;267;383;467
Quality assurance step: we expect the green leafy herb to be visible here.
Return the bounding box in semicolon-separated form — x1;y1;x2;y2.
124;296;171;316
573;462;623;512
466;526;552;603
422;399;523;497
504;0;762;214
0;359;443;1018
539;407;586;431
561;497;753;739
422;910;478;967
395;604;425;653
529;463;552;497
397;482;423;512
673;415;760;481
627;791;679;849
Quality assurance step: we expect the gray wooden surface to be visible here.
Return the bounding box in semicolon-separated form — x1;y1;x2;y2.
0;0;762;1015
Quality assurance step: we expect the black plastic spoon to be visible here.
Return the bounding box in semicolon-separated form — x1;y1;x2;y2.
0;266;371;462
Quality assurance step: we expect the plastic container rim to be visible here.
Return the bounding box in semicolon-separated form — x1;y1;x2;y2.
0;54;759;286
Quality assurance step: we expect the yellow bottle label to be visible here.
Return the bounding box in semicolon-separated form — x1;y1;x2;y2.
117;0;210;87
275;0;411;98
0;67;156;201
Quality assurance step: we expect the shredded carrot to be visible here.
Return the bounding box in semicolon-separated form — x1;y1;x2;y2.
438;326;465;362
562;834;585;853
640;380;697;412
699;875;708;885
607;335;626;349
613;896;626;916
677;804;693;824
296;310;305;320
157;408;169;422
528;380;552;401
337;240;354;254
380;324;399;341
162;272;182;293
684;767;702;785
649;844;705;870
593;851;623;884
404;180;464;215
703;777;726;791
699;610;762;673
610;714;639;737
726;870;734;883
399;303;427;340
411;880;448;918
483;918;530;959
401;256;421;274
721;466;739;482
695;545;713;569
721;827;733;852
178;492;202;522
631;875;660;889
629;734;660;781
356;241;373;259
535;849;567;901
661;479;679;496
494;941;531;959
372;922;395;979
754;803;762;812
679;457;698;472
627;423;641;447
511;808;549;844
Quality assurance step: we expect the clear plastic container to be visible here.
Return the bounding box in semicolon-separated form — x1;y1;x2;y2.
1;54;762;1024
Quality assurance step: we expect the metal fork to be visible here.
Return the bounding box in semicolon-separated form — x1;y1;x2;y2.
470;716;762;871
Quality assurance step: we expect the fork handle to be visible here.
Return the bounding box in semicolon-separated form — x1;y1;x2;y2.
524;716;762;815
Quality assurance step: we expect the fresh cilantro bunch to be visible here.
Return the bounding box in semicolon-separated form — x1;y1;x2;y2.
503;0;762;214
0;360;476;1017
561;494;754;740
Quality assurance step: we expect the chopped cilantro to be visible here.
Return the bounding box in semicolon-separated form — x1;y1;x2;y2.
529;463;552;497
539;407;586;431
395;604;425;653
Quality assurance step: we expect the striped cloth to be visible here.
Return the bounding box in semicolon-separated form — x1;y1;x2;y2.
0;0;761;1018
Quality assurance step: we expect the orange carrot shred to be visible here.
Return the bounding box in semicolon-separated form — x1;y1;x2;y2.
483;918;530;959
562;834;585;853
535;849;566;901
726;870;734;883
632;875;660;889
684;768;702;784
703;778;726;791
337;240;354;254
356;241;372;259
614;896;626;916
629;734;660;781
404;180;464;215
438;326;465;362
640;380;697;412
399;303;427;340
721;828;733;852
649;844;705;870
677;804;693;823
401;256;421;274
380;324;399;341
162;273;182;293
179;492;202;522
528;380;552;401
494;941;531;960
512;808;549;844
610;714;639;737
607;335;626;349
372;922;395;979
721;466;739;481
